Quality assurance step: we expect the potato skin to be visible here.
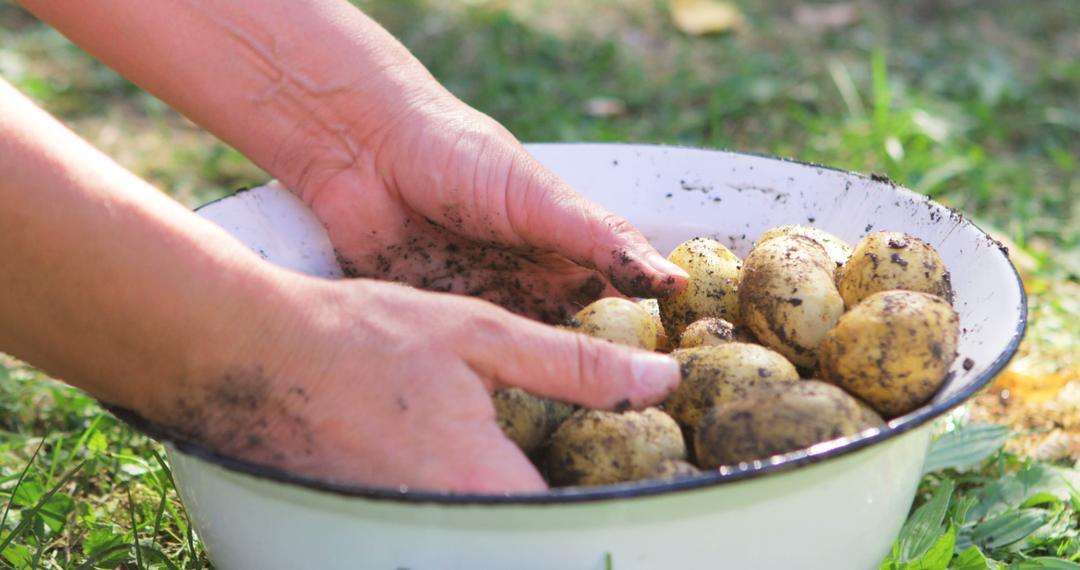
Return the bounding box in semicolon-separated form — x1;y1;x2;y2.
636;298;672;352
647;459;701;480
838;231;953;308
757;225;853;277
695;380;884;468
668;343;799;432
818;290;960;417
659;238;742;342
738;235;845;368
546;408;686;486
570;297;657;350
493;388;574;455
678;317;736;348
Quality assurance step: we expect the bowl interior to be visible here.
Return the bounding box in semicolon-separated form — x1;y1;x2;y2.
192;143;1025;499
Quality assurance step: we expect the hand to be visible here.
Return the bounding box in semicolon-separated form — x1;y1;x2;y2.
284;89;688;323
159;276;680;493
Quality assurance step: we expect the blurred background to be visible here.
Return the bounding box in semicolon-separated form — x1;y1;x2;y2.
1;0;1077;567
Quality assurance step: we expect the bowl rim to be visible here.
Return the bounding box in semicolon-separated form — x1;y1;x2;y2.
117;143;1027;505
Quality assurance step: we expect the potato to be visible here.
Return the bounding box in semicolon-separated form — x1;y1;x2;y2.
569;297;657;350
647;459;701;480
838;231;953;308
636;298;672;352
757;224;853;276
738;235;845;369
667;343;799;433
658;238;742;342
818;290;960;417
493;388;574;455
695;380;884;468
546;408;686;486
678;317;736;348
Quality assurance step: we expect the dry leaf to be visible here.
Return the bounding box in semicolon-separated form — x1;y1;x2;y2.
793;3;860;32
584;97;627;118
670;0;746;36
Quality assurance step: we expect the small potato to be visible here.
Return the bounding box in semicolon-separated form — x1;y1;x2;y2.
838;231;953;308
647;459;701;480
668;343;799;432
636;298;672;352
695;380;884;468
679;317;737;348
570;297;657;350
547;408;686;486
659;238;742;342
738;235;845;369
493;388;574;456
819;290;960;417
756;224;853;276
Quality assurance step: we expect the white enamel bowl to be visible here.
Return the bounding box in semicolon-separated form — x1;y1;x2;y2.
143;144;1026;569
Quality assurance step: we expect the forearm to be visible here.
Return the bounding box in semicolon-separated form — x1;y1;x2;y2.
17;0;439;198
0;78;296;414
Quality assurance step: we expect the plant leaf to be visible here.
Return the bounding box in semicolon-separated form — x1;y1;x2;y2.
1008;559;1080;570
910;524;956;569
669;0;746;36
971;509;1048;551
924;424;1009;474
900;479;956;562
952;545;1003;570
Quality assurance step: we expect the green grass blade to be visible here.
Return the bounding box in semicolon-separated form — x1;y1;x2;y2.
0;438;44;533
0;459;84;556
1009;559;1080;569
127;486;145;570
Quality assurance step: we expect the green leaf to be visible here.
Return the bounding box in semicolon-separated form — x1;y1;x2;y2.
86;431;109;455
971;509;1048;551
952;545;1003;570
968;464;1080;522
81;527;128;568
911;524;956;569
1020;493;1061;508
1;540;33;568
11;477;44;508
1008;559;1080;570
36;491;74;534
924;424;1009;474
900;479;956;562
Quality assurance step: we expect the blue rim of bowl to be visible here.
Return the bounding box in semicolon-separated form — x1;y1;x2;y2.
115;144;1027;505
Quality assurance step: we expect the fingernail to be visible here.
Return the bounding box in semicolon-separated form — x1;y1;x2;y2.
646;252;690;281
630;352;680;395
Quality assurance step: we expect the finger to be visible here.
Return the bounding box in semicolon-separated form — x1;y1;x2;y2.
430;423;548;494
462;310;680;410
500;151;688;297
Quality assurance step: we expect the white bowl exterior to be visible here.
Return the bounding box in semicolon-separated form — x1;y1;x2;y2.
168;426;928;570
185;144;1025;569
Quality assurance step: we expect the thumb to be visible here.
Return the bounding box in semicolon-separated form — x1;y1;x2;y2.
462;311;681;410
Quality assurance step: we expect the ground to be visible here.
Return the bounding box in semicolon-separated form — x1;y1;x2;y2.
1;0;1078;568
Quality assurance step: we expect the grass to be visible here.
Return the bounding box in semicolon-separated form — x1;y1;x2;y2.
2;0;1078;568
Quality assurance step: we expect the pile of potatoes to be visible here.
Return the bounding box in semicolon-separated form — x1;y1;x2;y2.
494;226;960;487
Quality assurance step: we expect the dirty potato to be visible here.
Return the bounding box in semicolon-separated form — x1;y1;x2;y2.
678;317;737;348
757;224;853;276
818;290;960;417
838;231;953;308
569;297;657;350
668;343;799;433
658;238;742;342
493;388;574;456
647;459;701;480
546;408;686;486
738;235;845;369
636;298;672;352
695;380;884;468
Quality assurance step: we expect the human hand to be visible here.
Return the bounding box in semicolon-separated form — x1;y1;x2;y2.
283;88;688;323
157;276;680;492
